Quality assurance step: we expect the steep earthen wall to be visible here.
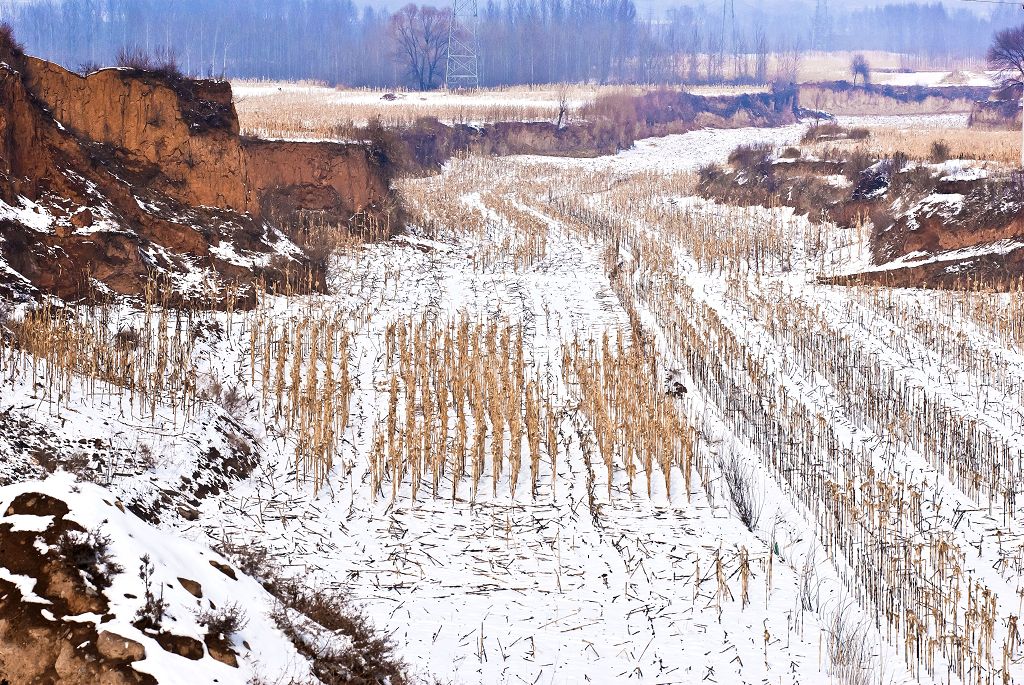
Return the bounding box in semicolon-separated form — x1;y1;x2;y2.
242;139;391;221
23;58;249;212
968;99;1021;130
799;82;989;115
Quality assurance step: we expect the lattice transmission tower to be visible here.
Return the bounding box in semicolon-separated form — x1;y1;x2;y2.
446;0;480;90
813;0;830;52
719;0;736;79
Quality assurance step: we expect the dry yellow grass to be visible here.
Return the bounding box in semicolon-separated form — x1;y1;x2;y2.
231;80;784;140
811;127;1020;165
795;51;984;83
232;81;642;139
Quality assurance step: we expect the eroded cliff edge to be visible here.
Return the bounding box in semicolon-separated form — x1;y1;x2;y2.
0;39;394;304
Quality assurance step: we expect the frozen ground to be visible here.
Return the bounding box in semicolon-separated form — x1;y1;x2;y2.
835;112;971;130
2;120;1023;684
874;70;994;88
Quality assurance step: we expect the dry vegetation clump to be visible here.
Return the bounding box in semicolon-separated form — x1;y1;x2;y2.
56;526;123;591
825;608;882;685
196;603;248;641
800;122;870;144
216;542;409;685
810;127;1020;166
0;20;25;57
717;452;762;531
115;44;184;79
279;208;395;282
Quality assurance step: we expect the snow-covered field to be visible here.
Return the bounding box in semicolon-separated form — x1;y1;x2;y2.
874;70;994;88
231;81;595;139
2;121;1023;684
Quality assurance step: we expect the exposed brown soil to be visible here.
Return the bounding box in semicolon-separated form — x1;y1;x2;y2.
243;138;392;227
821;247;1024;290
0;37;396;306
699;142;1024;290
0;492;157;685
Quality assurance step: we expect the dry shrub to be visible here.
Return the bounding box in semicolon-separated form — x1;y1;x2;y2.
890;162;934;198
718;452;762;532
77;61;103;76
271;584;407;685
116;45;182;78
929;140;952;163
220;384;245;417
843;149;875;182
135;553;169;631
57;526;123;591
801;122;869;144
196;603;249;640
216;541;407;685
728;142;774;171
0;21;24;56
825;608;881;685
583;91;638;137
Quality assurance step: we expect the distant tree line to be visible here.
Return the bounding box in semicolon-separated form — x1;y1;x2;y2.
0;0;1019;89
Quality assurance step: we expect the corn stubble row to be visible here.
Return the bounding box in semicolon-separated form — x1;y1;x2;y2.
1;284;206;421
5;142;1024;683
248;309;352;493
365;315;558;503
537;175;1023;683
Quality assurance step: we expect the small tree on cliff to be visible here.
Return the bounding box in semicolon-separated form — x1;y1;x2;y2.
850;54;870;87
389;4;449;91
988;25;1024;167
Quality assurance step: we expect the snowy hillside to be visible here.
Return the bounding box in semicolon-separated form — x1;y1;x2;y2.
2;121;1023;684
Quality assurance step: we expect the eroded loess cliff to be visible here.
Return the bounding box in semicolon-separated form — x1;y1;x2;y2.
0;40;395;305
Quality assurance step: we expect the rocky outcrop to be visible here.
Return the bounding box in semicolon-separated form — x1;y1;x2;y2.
0;492;157;685
0;477;410;685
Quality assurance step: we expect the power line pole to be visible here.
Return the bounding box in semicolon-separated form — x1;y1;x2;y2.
446;0;480;90
813;0;830;52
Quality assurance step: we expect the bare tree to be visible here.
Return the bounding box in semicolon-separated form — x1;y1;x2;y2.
389;4;449;91
754;28;769;84
849;53;870;87
774;42;802;87
988;25;1024;167
555;84;569;128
